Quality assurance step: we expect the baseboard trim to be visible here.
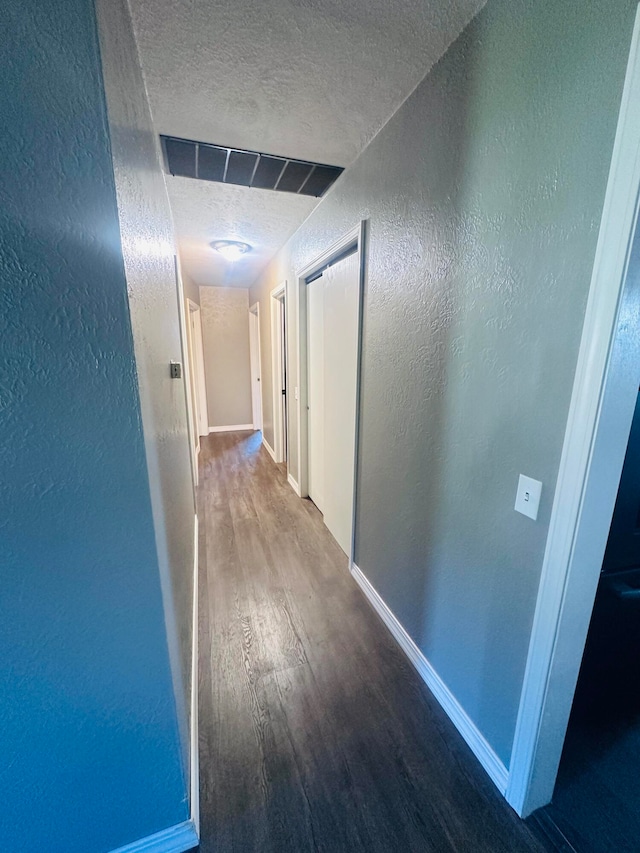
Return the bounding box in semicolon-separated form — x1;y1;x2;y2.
351;563;509;795
108;820;198;853
208;424;254;433
287;472;301;496
190;514;200;837
262;435;277;463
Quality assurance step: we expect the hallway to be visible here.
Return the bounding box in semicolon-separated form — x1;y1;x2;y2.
196;432;546;852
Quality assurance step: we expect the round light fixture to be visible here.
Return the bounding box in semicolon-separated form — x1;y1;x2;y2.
210;240;252;261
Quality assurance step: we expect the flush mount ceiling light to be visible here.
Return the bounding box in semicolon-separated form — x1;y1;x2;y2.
210;240;252;261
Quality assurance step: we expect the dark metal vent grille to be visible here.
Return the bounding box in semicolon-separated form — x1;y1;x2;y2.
160;135;343;198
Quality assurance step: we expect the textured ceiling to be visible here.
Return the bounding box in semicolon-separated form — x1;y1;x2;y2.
169;178;317;288
128;0;485;287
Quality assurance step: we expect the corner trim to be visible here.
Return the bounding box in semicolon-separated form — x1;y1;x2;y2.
262;435;277;463
108;820;198;853
190;514;200;837
351;563;509;795
208;424;254;433
287;472;301;496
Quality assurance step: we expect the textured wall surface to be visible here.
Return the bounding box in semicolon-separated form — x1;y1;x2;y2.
251;0;638;765
200;287;253;427
181;267;201;306
95;0;195;781
0;1;188;851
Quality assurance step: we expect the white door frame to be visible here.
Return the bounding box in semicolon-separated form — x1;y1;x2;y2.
271;282;287;463
295;221;366;568
184;297;201;456
175;260;199;496
249;302;263;431
507;5;640;817
188;300;209;438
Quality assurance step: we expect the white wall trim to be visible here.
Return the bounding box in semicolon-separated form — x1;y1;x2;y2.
108;820;198;853
188;300;209;438
507;4;640;817
249;301;263;431
270;282;287;464
208;424;254;433
262;435;277;463
175;260;199;500
351;563;509;795
190;514;200;837
287;472;301;496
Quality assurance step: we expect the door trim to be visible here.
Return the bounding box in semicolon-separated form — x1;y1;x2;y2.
295;221;366;568
270;282;287;463
249;302;263;431
507;3;640;816
175;260;199;495
187;300;209;439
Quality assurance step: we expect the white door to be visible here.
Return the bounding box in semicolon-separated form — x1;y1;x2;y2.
249;307;263;431
189;306;209;437
307;251;359;554
307;276;325;512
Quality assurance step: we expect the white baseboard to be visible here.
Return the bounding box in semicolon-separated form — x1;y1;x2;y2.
351;563;509;795
287;472;301;496
108;820;198;853
190;515;200;837
262;435;277;463
208;423;254;433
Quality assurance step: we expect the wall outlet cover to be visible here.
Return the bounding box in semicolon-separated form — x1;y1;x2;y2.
515;474;542;521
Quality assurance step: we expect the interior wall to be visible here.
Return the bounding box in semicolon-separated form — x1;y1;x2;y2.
250;0;638;767
181;267;201;305
95;0;195;786
0;0;188;850
199;286;253;428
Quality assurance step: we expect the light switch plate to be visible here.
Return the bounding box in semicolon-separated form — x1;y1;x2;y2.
515;474;542;521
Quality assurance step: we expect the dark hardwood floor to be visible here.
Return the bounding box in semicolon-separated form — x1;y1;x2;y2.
196;430;549;852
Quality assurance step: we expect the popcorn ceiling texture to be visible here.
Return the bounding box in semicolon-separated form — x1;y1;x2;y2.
128;0;486;166
0;0;187;850
171;177;317;289
127;0;486;288
250;0;638;765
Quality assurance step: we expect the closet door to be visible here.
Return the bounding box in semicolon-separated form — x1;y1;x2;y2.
307;275;325;513
322;252;359;556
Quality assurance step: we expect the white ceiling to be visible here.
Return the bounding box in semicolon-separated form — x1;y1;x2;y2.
128;0;485;288
170;178;317;288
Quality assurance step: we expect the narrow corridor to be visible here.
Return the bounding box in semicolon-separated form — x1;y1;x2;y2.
196;432;546;852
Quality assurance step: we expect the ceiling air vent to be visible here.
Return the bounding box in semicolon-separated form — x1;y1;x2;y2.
160;135;343;198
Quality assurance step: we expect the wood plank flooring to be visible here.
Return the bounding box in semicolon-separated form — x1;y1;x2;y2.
196;431;549;853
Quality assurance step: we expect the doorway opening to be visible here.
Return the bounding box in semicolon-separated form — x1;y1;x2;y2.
295;222;366;562
249;302;263;432
506;3;640;827
271;282;288;464
534;383;640;850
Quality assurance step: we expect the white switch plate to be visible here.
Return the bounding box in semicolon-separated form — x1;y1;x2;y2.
515;474;542;521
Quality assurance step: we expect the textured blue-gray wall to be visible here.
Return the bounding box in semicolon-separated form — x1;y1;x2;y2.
0;1;187;850
251;0;638;766
95;0;196;783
